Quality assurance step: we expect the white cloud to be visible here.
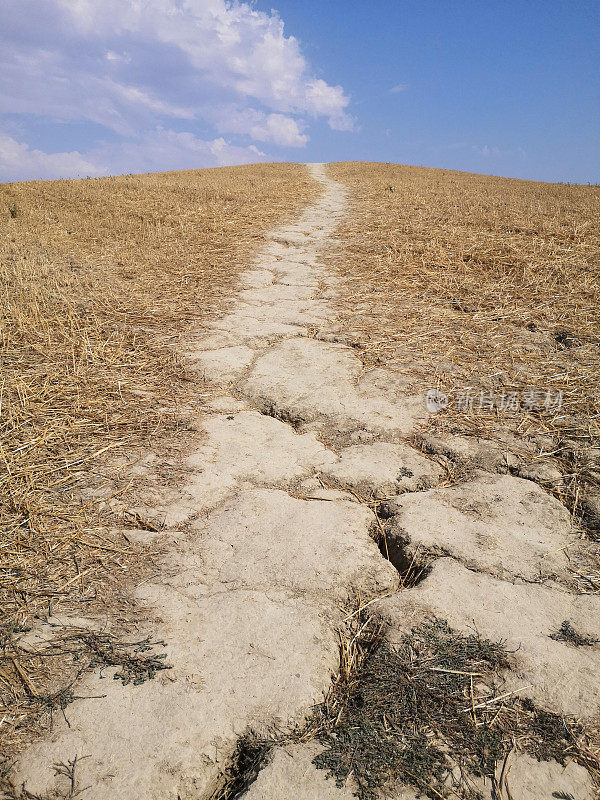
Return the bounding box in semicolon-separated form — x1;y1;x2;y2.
472;144;527;160
257;114;308;147
106;50;131;64
390;84;408;94
88;128;268;175
0;134;103;181
211;106;308;147
113;84;194;120
0;46;193;136
0;128;266;182
305;80;353;129
52;0;352;127
0;0;352;177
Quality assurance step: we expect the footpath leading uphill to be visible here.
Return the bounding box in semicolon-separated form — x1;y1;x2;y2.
9;166;600;799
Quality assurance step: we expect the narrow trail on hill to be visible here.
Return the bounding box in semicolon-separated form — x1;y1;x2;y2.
11;166;600;800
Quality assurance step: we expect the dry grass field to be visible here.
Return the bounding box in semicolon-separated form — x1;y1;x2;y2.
2;160;600;790
0;164;316;753
326;162;600;531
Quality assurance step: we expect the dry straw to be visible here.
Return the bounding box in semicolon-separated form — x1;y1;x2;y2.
327;162;600;528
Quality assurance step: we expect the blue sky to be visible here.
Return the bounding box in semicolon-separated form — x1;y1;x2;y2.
1;0;598;182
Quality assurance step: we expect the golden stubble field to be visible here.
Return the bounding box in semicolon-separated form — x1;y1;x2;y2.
326;162;600;528
2;159;599;770
0;164;316;750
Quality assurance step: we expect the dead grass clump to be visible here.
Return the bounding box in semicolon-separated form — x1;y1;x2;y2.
313;617;507;798
325;162;600;527
550;620;600;648
312;615;596;799
0;163;317;754
0;623;171;741
1;753;91;799
209;734;273;800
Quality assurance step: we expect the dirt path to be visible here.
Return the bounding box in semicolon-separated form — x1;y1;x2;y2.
10;166;600;799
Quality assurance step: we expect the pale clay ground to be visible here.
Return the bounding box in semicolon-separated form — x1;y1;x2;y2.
11;166;599;799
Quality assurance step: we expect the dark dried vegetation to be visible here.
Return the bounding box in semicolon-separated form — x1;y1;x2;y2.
209;734;272;800
0;625;170;788
311;616;597;799
550;620;600;648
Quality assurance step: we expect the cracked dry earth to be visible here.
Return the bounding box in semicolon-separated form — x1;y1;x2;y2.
10;166;600;800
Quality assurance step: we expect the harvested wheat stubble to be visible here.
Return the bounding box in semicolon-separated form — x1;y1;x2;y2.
326;162;600;547
0;163;317;758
